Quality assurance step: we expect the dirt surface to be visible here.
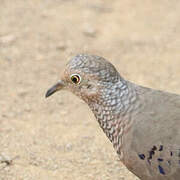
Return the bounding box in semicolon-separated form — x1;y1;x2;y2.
0;0;180;179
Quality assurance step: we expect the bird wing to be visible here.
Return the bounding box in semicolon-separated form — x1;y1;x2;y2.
124;88;180;179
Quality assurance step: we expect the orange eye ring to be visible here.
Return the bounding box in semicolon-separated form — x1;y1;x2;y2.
70;74;81;84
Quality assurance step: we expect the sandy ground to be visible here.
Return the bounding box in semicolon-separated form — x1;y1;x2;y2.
0;0;180;179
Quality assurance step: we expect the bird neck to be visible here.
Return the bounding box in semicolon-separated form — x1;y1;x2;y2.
88;78;138;157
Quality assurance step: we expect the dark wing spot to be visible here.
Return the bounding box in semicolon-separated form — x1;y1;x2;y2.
167;160;171;166
158;165;165;175
138;154;145;160
159;145;163;151
157;158;163;162
148;149;155;159
147;145;157;164
170;151;173;156
152;146;157;151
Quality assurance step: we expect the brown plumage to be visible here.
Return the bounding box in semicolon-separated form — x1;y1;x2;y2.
46;54;180;180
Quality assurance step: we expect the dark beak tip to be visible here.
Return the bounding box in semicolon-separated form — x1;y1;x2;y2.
45;91;50;98
45;80;64;98
45;88;56;98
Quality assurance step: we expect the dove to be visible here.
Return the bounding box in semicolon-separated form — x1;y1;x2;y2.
46;54;180;180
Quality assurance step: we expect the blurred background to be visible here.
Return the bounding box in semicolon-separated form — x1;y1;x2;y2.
0;0;180;179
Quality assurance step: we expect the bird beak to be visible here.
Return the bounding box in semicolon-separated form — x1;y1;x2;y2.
45;80;65;98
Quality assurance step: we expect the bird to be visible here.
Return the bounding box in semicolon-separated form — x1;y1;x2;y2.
46;54;180;180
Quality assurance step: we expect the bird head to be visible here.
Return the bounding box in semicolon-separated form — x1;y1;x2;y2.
46;54;120;104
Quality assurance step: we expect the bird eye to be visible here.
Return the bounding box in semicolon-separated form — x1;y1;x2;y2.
70;74;81;84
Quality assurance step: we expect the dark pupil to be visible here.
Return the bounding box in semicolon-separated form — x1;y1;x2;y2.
72;76;79;84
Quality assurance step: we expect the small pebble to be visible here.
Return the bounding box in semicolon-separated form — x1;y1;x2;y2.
82;24;97;37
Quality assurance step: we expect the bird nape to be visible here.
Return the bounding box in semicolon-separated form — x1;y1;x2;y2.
46;54;180;180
